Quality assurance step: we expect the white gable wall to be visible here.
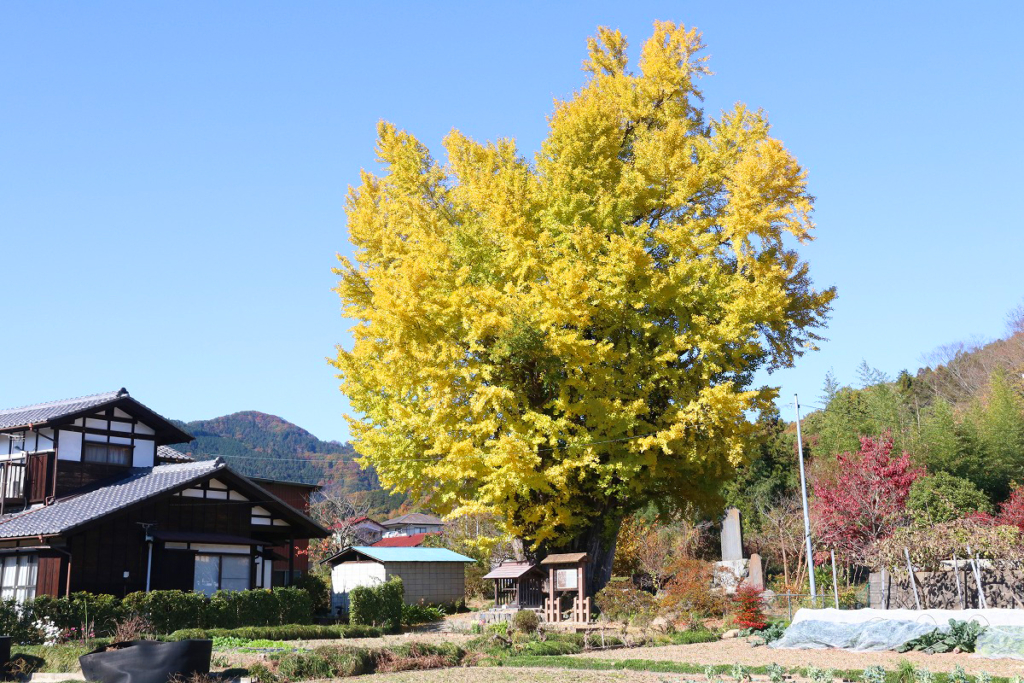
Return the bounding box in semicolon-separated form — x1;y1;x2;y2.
55;413;159;466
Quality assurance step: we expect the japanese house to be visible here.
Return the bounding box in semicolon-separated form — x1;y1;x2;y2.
380;513;445;538
0;389;328;600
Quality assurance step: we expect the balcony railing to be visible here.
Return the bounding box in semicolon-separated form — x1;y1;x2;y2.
0;450;55;513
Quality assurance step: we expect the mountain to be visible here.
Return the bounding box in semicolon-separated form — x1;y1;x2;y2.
169;411;388;502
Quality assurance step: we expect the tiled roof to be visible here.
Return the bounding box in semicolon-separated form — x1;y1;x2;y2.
0;459;224;539
326;546;474;564
0;390;126;430
156;446;194;462
371;532;437;548
381;512;445;527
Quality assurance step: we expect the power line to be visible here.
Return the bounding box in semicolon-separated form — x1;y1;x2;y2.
187;428;671;465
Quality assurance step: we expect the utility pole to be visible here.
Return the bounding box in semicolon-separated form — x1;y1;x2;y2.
794;394;817;601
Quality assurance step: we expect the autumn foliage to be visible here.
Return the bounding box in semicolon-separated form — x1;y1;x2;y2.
332;21;834;590
731;584;768;630
812;434;922;564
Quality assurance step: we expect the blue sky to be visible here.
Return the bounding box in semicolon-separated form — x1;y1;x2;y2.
2;1;1022;442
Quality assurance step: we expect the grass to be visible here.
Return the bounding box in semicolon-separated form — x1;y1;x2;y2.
8;644;96;673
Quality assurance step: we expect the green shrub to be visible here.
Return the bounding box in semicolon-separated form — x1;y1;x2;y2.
349;577;403;630
30;592;125;637
518;639;582;656
168;623;384;641
402;603;445;625
294;571;332;615
124;590;207;633
0;598;44;644
277;646;372;679
512;610;540;633
594;583;657;627
120;588;313;633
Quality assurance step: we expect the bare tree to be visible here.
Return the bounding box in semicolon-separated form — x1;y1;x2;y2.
307;491;372;562
750;494;806;591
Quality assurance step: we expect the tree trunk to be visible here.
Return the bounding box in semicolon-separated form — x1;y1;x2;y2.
543;516;620;598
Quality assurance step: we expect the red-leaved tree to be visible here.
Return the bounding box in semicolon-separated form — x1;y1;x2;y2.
812;434;923;566
996;485;1024;531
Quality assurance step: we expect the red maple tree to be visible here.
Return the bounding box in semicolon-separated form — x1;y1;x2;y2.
812;434;923;565
995;485;1024;531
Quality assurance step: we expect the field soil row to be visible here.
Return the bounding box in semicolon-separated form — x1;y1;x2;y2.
574;638;1024;677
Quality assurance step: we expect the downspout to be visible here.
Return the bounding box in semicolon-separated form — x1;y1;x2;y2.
145;533;154;592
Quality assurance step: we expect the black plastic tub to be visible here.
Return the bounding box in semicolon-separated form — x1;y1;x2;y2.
0;636;10;673
79;640;212;683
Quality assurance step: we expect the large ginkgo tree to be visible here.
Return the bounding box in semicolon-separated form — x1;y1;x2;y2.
332;22;835;594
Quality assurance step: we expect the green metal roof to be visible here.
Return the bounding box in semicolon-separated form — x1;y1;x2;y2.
340;546;475;563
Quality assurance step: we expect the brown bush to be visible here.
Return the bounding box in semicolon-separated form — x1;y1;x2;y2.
111;614;153;643
659;557;727;618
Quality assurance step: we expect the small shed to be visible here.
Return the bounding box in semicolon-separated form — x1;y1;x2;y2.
540;552;590;624
482;561;545;608
322;546;474;613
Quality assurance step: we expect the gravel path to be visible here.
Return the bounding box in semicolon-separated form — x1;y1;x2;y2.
576;638;1024;678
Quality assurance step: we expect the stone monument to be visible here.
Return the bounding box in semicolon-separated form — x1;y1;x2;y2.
715;507;749;592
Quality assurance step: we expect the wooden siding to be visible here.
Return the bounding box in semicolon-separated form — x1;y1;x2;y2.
67;492;250;595
27;452;55;503
258;482;312;513
55;461;132;498
36;553;67;597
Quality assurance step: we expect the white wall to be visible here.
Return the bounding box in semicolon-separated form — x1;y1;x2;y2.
57;413;158;466
133;440;155;467
57;430;82;461
331;561;386;613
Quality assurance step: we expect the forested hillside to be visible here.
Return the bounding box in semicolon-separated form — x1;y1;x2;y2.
719;304;1024;587
170;411;407;516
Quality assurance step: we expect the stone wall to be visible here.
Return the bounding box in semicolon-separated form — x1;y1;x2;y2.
868;567;1024;609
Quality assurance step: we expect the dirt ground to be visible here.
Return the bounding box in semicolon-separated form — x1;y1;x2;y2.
349;666;703;682
576;637;1024;678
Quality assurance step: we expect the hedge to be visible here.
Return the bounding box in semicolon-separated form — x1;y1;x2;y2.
349;577;403;630
167;624;385;641
0;587;316;643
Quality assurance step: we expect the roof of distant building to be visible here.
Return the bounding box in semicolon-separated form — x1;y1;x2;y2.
371;532;436;548
156;446;194;462
381;512;445;527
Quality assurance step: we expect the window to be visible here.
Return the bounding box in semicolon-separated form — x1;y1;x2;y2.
193;554;250;596
0;555;37;602
83;443;131;465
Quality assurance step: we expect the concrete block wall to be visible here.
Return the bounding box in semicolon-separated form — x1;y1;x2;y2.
385;561;465;605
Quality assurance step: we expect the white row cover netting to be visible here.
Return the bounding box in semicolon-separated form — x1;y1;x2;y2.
771;609;1024;654
770;619;939;651
975;627;1024;660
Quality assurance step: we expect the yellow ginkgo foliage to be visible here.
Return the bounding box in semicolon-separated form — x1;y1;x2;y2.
332;22;835;591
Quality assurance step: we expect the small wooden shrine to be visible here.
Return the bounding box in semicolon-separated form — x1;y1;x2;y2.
482;560;545;609
540;552;590;624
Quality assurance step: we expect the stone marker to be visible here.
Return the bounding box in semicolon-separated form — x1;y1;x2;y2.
720;507;743;561
748;553;764;589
